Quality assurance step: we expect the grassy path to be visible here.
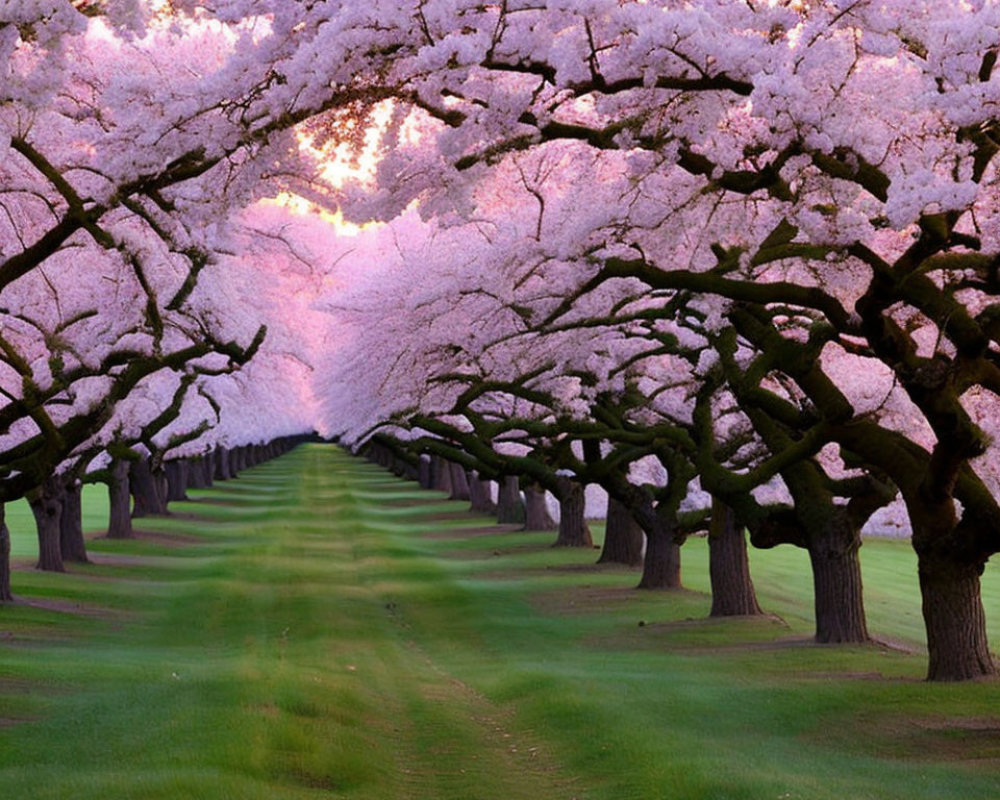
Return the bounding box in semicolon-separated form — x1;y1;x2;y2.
1;445;575;799
3;444;1000;798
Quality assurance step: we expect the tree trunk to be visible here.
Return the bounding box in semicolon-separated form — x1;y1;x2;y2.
186;456;207;489
552;477;593;547
919;554;995;681
227;448;241;478
638;517;682;590
468;472;496;514
708;500;761;617
809;513;869;643
131;457;168;517
418;455;432;490
749;500;871;642
107;458;134;539
201;453;215;487
29;477;65;573
523;485;556;531
165;460;190;502
429;454;453;494
59;480;89;564
214;447;232;481
0;505;12;602
598;496;644;567
448;462;471;501
496;475;524;524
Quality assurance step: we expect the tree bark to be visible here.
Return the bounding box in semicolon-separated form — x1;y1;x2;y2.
186;456;206;489
598;496;644;567
429;454;453;494
214;447;232;481
131;457;168;517
418;455;432;490
201;452;216;487
227;447;241;478
468;472;496;514
749;501;871;643
165;460;190;502
809;513;869;643
708;500;761;617
107;458;134;539
0;505;12;602
637;517;682;589
496;475;524;524
448;462;471;501
919;554;995;681
552;477;593;547
523;485;556;531
29;477;65;572
59;480;89;564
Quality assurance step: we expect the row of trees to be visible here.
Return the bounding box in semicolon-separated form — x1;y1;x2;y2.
0;4;349;596
308;1;1000;683
0;434;306;603
7;1;1000;685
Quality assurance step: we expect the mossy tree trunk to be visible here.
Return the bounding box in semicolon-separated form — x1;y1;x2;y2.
552;477;593;548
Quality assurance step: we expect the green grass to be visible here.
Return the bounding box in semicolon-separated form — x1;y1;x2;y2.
2;444;1000;799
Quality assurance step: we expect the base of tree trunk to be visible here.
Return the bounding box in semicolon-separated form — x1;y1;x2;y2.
0;511;12;602
919;555;997;681
448;463;471;501
107;459;134;539
496;475;524;524
30;483;65;573
131;457;169;517
468;473;496;514
523;486;556;531
708;502;761;617
429;454;453;494
598;496;644;567
59;482;90;564
637;529;681;590
810;537;869;644
552;478;593;547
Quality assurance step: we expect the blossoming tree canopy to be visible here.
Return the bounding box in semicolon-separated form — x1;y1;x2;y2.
0;1;353;494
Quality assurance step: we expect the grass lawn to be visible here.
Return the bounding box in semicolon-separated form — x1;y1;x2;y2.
2;443;1000;799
